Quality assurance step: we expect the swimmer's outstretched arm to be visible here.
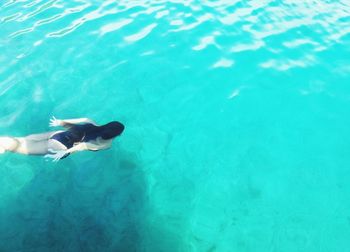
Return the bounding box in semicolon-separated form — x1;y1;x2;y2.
45;141;111;161
49;116;97;128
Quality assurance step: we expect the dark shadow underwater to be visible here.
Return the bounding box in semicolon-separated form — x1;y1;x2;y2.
0;147;147;252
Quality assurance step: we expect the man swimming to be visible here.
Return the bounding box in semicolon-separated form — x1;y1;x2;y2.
0;117;124;161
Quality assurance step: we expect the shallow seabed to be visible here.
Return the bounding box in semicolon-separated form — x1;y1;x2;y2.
1;0;350;251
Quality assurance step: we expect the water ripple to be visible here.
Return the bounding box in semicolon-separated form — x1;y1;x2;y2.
17;0;58;22
192;35;216;51
155;10;169;19
212;58;234;69
1;0;21;8
230;41;265;52
124;23;157;42
130;5;164;18
23;0;43;8
169;13;213;33
99;19;133;36
0;73;17;96
1;0;348;78
1;0;349;93
260;54;317;71
47;6;102;37
9;27;34;38
1;13;22;23
283;39;318;48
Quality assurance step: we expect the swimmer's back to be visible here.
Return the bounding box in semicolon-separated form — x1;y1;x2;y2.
51;123;100;148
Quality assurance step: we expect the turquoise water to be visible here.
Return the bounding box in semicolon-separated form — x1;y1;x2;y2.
1;0;350;251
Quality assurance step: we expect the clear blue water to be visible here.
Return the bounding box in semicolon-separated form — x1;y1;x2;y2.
1;0;350;251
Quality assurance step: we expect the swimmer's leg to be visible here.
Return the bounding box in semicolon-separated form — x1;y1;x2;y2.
0;137;47;155
0;132;66;156
15;138;50;155
0;137;19;154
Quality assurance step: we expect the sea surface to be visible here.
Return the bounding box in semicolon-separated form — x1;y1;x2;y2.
1;0;350;251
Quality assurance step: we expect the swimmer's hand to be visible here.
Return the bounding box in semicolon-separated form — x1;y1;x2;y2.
49;116;63;127
45;149;67;162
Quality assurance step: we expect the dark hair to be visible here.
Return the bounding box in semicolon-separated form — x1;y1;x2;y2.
100;121;125;140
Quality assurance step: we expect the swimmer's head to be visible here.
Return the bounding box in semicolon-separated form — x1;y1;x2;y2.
101;121;125;139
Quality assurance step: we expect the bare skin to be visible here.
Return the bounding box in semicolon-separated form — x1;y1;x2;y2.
0;117;113;161
0;131;64;155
